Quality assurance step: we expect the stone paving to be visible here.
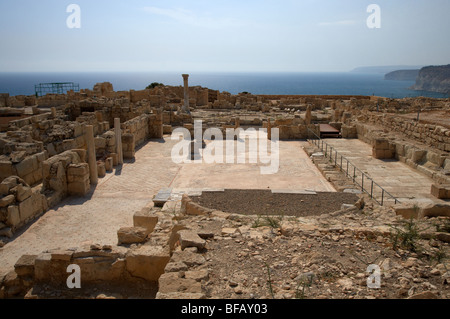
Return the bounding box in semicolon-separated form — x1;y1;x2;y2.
0;136;335;273
170;132;335;192
323;138;439;204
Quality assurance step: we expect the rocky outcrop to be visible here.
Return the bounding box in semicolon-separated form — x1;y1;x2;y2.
412;65;450;94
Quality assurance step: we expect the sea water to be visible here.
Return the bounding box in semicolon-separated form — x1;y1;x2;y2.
0;72;447;98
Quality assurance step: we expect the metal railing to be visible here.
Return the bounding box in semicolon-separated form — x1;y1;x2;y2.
308;130;400;206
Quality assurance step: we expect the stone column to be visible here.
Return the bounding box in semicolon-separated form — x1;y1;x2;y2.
114;118;124;165
85;125;98;185
305;105;312;125
51;107;57;118
182;74;190;113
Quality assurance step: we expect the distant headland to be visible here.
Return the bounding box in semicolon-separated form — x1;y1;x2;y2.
411;64;450;94
350;65;424;75
384;69;420;81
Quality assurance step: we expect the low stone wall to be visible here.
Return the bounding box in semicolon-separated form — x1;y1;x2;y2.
266;117;320;140
0;177;47;237
118;113;163;159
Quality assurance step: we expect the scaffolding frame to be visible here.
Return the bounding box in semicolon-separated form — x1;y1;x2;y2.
34;82;80;97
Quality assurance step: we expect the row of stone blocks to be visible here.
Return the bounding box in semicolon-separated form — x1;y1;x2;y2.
0;198;212;299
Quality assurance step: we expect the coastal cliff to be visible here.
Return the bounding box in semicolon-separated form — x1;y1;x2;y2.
411;65;450;94
384;69;419;81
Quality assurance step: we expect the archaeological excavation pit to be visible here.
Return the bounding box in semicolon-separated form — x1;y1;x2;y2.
189;189;359;217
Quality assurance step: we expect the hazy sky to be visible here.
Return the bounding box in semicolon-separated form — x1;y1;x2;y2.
0;0;449;73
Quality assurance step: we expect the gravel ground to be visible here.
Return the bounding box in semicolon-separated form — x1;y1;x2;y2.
190;190;359;217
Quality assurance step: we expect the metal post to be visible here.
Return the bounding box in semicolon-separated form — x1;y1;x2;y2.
371;181;374;199
353;167;356;182
361;174;364;192
381;190;385;206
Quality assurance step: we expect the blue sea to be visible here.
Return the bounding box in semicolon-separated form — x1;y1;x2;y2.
0;72;447;99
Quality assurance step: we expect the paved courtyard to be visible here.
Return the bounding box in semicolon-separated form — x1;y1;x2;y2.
0;136;333;272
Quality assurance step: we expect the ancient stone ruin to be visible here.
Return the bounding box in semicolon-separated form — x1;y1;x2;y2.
0;76;449;299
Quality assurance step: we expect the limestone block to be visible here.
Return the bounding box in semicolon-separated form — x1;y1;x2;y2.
394;204;420;219
0;161;14;180
67;180;90;196
62;139;76;152
185;270;209;282
72;149;87;163
117;227;149;245
426;151;445;167
110;153;119;166
15;185;32;202
6;205;20;228
18;193;42;223
34;253;69;284
177;230;206;250
431;184;450;199
14;255;37;277
395;143;406;157
97;162;106;178
125;245;170;281
67;163;89;176
0;195;15;208
105;157;113;172
164;262;189;273
185;201;212;216
420;203;450;218
412;150;427;164
14;157;36;177
67;173;89;183
133;208;158;233
94;137;106;149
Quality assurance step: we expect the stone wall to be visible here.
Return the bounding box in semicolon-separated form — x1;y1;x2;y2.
0;176;47;236
266;116;320;140
360;113;450;152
